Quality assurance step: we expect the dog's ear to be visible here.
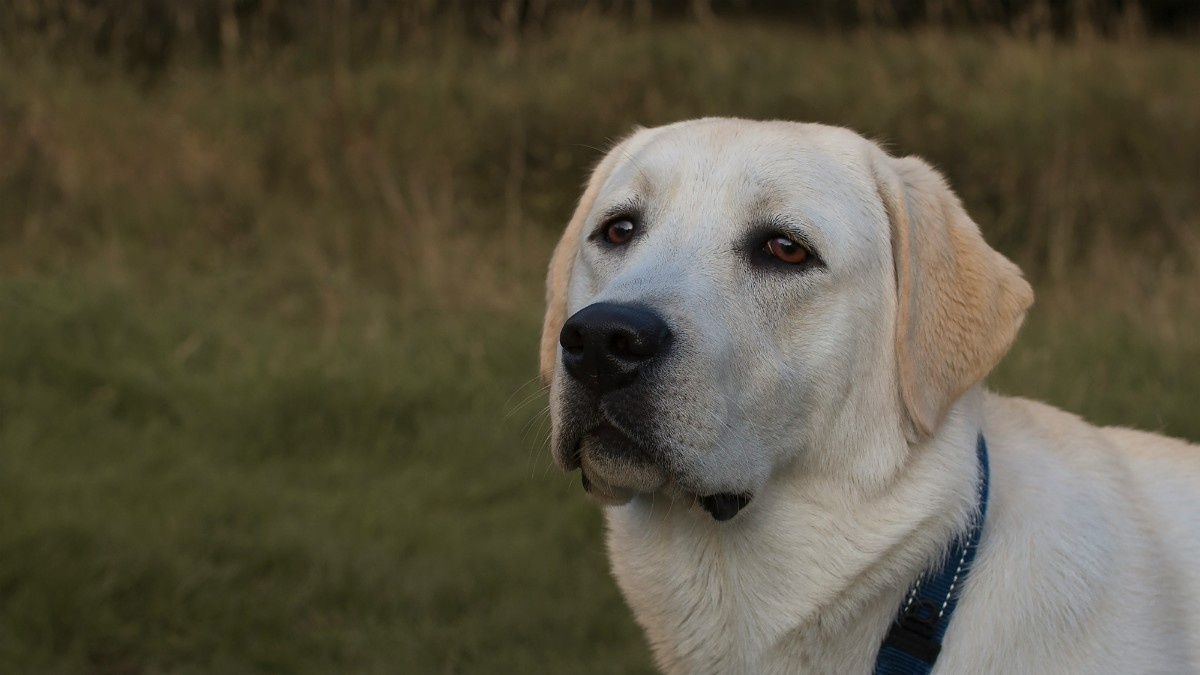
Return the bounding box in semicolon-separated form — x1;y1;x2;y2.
540;131;643;385
873;151;1034;439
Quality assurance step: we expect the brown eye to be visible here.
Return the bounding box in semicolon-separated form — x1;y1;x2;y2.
765;236;810;264
604;219;636;245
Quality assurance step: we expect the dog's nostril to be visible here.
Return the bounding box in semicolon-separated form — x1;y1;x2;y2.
561;326;585;354
610;331;656;361
611;333;631;356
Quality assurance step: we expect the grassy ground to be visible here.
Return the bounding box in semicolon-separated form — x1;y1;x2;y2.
0;281;646;673
1;19;1198;674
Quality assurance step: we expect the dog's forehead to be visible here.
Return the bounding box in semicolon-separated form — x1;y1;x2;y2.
619;122;866;191
597;120;888;260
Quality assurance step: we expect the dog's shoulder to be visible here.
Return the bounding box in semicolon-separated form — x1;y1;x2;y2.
984;391;1200;485
958;392;1200;671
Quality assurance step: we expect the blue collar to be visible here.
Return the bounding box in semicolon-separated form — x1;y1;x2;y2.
873;435;990;674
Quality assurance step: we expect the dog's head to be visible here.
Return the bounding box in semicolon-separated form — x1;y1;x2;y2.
542;119;1032;519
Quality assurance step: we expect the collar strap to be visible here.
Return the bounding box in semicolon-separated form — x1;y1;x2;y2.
873;434;990;674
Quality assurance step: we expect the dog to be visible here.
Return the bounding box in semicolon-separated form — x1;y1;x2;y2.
540;119;1200;674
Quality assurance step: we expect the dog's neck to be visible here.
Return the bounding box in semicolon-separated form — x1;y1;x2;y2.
604;388;984;674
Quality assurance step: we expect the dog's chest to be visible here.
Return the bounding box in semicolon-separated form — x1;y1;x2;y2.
608;529;777;672
605;511;889;675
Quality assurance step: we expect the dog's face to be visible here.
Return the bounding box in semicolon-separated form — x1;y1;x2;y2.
542;119;1032;518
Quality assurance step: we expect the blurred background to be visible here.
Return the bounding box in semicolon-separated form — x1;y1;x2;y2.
1;1;1198;672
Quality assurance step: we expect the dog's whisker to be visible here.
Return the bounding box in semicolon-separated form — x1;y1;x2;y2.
503;385;550;422
503;372;547;407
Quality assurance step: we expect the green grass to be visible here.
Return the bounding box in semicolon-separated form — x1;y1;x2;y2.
0;17;1197;674
994;304;1200;441
0;280;651;673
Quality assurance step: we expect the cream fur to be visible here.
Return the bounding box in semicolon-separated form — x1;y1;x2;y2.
542;118;1200;674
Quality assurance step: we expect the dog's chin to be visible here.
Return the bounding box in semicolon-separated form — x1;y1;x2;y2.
563;429;757;520
576;431;668;506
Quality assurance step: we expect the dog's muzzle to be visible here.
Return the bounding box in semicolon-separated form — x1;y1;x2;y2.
557;303;751;521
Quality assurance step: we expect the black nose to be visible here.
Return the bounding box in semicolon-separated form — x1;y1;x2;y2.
559;303;671;394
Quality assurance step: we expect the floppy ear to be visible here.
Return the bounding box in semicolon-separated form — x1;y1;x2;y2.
873;151;1034;439
540;132;643;385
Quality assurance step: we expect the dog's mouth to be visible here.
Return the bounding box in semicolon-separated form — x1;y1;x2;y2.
568;422;754;520
697;493;753;521
574;422;667;506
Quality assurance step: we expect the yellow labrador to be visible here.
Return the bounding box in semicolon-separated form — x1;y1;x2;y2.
540;119;1200;674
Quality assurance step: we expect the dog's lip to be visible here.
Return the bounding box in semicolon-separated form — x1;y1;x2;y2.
572;419;669;501
563;439;583;471
571;432;755;520
697;492;753;521
561;418;752;521
578;460;639;505
564;416;644;469
589;418;641;448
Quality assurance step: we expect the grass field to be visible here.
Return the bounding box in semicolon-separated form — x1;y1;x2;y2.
1;17;1198;674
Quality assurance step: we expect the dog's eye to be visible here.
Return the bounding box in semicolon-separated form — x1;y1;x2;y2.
604;219;636;246
764;236;810;264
